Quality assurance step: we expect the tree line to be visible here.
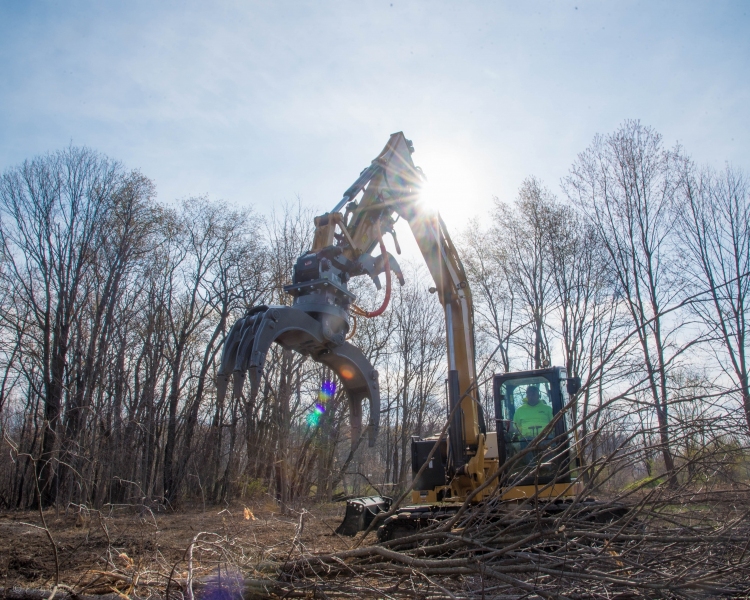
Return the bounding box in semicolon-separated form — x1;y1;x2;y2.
0;120;748;510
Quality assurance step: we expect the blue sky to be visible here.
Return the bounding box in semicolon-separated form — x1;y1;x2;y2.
1;1;748;232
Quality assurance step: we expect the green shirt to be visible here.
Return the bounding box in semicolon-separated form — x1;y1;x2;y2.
513;399;553;437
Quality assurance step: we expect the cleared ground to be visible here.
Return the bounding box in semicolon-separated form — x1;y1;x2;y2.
0;501;350;596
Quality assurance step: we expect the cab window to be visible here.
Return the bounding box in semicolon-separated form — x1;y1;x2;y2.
502;376;554;439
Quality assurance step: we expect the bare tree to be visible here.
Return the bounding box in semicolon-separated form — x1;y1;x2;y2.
679;165;750;431
547;206;629;448
492;177;558;369
0;147;134;506
59;171;158;506
461;220;516;374
2;131;747;518
563;120;689;485
163;197;262;505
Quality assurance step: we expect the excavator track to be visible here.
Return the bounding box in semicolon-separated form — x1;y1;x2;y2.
377;499;634;543
377;505;459;542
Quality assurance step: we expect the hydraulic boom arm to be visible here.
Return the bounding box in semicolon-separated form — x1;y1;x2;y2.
346;133;482;468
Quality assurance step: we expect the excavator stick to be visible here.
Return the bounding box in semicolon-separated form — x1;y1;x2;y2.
217;305;381;448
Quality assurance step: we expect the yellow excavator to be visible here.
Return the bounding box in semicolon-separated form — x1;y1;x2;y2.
216;133;585;541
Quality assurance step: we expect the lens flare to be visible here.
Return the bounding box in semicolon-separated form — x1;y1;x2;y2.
307;380;336;427
320;380;336;398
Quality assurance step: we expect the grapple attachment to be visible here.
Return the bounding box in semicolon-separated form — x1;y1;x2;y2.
216;305;380;447
215;134;425;451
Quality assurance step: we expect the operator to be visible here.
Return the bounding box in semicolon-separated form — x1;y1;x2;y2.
513;385;552;438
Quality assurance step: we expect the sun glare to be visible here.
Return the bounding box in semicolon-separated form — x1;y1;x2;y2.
415;146;483;226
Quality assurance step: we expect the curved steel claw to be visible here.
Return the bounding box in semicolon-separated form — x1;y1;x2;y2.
217;306;380;447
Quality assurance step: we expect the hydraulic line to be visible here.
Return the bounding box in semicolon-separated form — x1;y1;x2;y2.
345;314;357;340
351;221;391;318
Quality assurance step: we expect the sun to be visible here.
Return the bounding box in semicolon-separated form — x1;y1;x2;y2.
412;144;483;226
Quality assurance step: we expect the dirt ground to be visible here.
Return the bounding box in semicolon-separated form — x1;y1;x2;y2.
0;501;353;596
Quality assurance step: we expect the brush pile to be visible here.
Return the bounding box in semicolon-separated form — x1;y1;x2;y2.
253;488;749;599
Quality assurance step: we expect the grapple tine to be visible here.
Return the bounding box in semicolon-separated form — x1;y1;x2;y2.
247;366;261;402
216;373;230;406
217;317;245;378
234;313;262;372
348;397;362;449
319;342;380;447
232;371;246;401
217;308;269;404
217;315;248;404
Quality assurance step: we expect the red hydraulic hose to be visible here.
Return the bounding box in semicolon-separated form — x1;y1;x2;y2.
356;223;391;318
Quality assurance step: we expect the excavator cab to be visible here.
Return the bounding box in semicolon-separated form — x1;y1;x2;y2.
408;367;578;503
489;367;579;487
373;366;582;541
